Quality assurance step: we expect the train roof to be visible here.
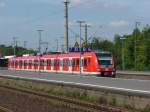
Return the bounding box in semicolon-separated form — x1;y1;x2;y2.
9;52;96;60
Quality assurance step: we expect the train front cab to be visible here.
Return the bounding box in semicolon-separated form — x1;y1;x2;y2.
95;52;116;77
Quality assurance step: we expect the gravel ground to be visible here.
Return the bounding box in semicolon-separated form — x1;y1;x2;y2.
0;87;80;112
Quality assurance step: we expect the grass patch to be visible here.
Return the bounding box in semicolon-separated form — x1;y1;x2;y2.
141;105;150;112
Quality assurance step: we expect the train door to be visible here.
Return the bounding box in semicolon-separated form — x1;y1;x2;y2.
15;60;18;69
72;59;75;71
24;60;27;69
72;58;79;72
28;60;32;70
54;59;60;71
46;59;51;71
11;60;14;68
19;60;23;69
63;59;69;71
83;58;91;72
33;60;37;70
40;59;44;70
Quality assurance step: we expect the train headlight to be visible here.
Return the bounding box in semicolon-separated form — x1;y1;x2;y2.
96;68;101;71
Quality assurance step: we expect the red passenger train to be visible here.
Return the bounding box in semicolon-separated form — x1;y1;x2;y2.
8;51;116;77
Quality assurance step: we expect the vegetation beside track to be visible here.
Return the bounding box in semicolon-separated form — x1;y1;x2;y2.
0;77;150;112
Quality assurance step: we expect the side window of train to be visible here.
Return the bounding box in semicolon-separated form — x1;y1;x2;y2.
34;60;38;66
15;61;18;66
82;59;84;67
54;59;57;66
63;59;66;66
51;59;54;66
11;61;13;67
47;59;51;66
20;60;23;67
84;59;87;67
40;60;44;66
66;59;69;66
62;59;65;66
44;60;47;66
24;60;26;66
29;60;32;66
72;59;75;66
69;60;72;66
59;60;61;66
88;58;91;64
76;59;79;66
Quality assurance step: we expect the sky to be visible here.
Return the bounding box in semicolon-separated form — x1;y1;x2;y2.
0;0;150;51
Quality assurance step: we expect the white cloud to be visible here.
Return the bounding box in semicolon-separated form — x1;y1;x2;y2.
70;0;96;6
0;1;6;8
110;20;129;27
71;0;83;5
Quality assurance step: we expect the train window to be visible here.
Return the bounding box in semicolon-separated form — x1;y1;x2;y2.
88;58;91;63
15;61;18;67
51;60;54;66
44;60;47;66
63;59;66;66
96;53;112;58
69;60;72;66
59;60;63;66
24;60;27;67
11;61;14;67
66;59;69;66
72;59;75;66
98;60;112;66
34;60;38;66
40;60;44;66
19;61;23;67
67;60;71;66
54;59;59;66
55;59;59;66
84;59;87;67
47;60;51;66
76;59;79;66
29;60;32;67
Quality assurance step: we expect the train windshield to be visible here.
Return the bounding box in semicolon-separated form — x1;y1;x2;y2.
96;52;113;68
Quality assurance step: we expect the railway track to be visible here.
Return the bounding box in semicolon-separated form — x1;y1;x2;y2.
0;84;124;112
0;106;13;112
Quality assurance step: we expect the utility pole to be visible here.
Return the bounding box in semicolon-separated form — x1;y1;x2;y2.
37;30;43;55
77;20;85;74
82;24;91;48
41;42;48;54
64;0;69;53
13;37;17;57
134;22;140;70
37;30;43;75
13;37;17;70
120;37;125;70
23;41;27;49
56;39;59;51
